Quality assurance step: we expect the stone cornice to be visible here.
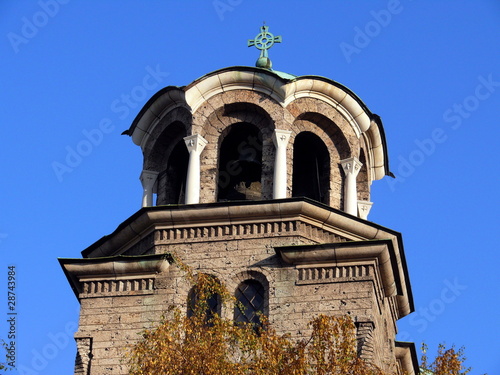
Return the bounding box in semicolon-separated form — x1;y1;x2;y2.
395;341;419;375
275;240;400;298
59;254;172;300
81;198;400;258
77;199;413;317
275;239;412;319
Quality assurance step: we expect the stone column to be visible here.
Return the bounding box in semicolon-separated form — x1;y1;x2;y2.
272;129;292;199
340;157;362;216
184;134;208;204
140;170;159;207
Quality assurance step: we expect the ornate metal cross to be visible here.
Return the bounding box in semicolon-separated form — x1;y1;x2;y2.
248;25;282;59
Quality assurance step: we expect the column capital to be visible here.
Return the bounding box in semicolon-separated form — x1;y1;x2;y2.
340;157;363;177
272;129;292;148
357;200;373;220
140;170;159;185
184;134;208;153
140;170;159;207
140;170;159;193
184;134;207;204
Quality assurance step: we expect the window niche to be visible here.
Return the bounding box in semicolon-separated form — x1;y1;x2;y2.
217;123;263;201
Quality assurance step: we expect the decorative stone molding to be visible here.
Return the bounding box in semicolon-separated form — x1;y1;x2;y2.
158;221;297;240
81;277;155;296
74;335;92;375
294;263;385;309
297;264;374;283
340;157;363;216
140;170;159;207
75;199;413;320
59;254;171;300
275;240;401;298
357;200;373;220
154;220;349;244
355;320;375;363
272;129;292;199
184;134;208;204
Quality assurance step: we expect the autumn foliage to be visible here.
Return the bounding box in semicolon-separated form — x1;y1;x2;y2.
126;264;477;375
127;270;384;375
420;343;472;375
0;340;13;372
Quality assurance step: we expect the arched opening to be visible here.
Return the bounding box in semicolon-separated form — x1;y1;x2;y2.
357;148;370;202
161;140;189;204
234;279;265;327
292;132;330;204
150;120;189;205
217;123;263;201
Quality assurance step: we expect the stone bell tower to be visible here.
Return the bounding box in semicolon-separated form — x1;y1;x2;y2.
60;26;418;375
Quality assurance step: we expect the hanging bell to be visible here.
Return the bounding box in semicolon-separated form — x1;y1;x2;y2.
231;150;261;184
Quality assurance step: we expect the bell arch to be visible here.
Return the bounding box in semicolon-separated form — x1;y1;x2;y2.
192;89;289;203
290;113;351;210
149;121;189;205
142;106;192;170
357;147;370;202
292;131;330;204
294;112;352;160
217;122;263;201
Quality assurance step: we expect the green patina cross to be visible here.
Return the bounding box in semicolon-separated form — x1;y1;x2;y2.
248;25;282;59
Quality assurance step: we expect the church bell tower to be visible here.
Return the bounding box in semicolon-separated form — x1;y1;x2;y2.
60;26;418;375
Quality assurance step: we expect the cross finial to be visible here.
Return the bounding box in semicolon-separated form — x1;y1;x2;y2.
248;24;282;69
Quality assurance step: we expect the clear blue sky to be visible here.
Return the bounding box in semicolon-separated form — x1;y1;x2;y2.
0;1;498;374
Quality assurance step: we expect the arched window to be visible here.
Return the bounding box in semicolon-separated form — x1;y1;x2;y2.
234;279;265;326
217;123;263;201
292;132;330;204
187;278;221;324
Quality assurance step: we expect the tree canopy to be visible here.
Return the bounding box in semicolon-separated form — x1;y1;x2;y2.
127;263;479;375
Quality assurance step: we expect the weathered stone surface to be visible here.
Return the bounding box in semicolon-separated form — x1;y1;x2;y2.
62;67;415;375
